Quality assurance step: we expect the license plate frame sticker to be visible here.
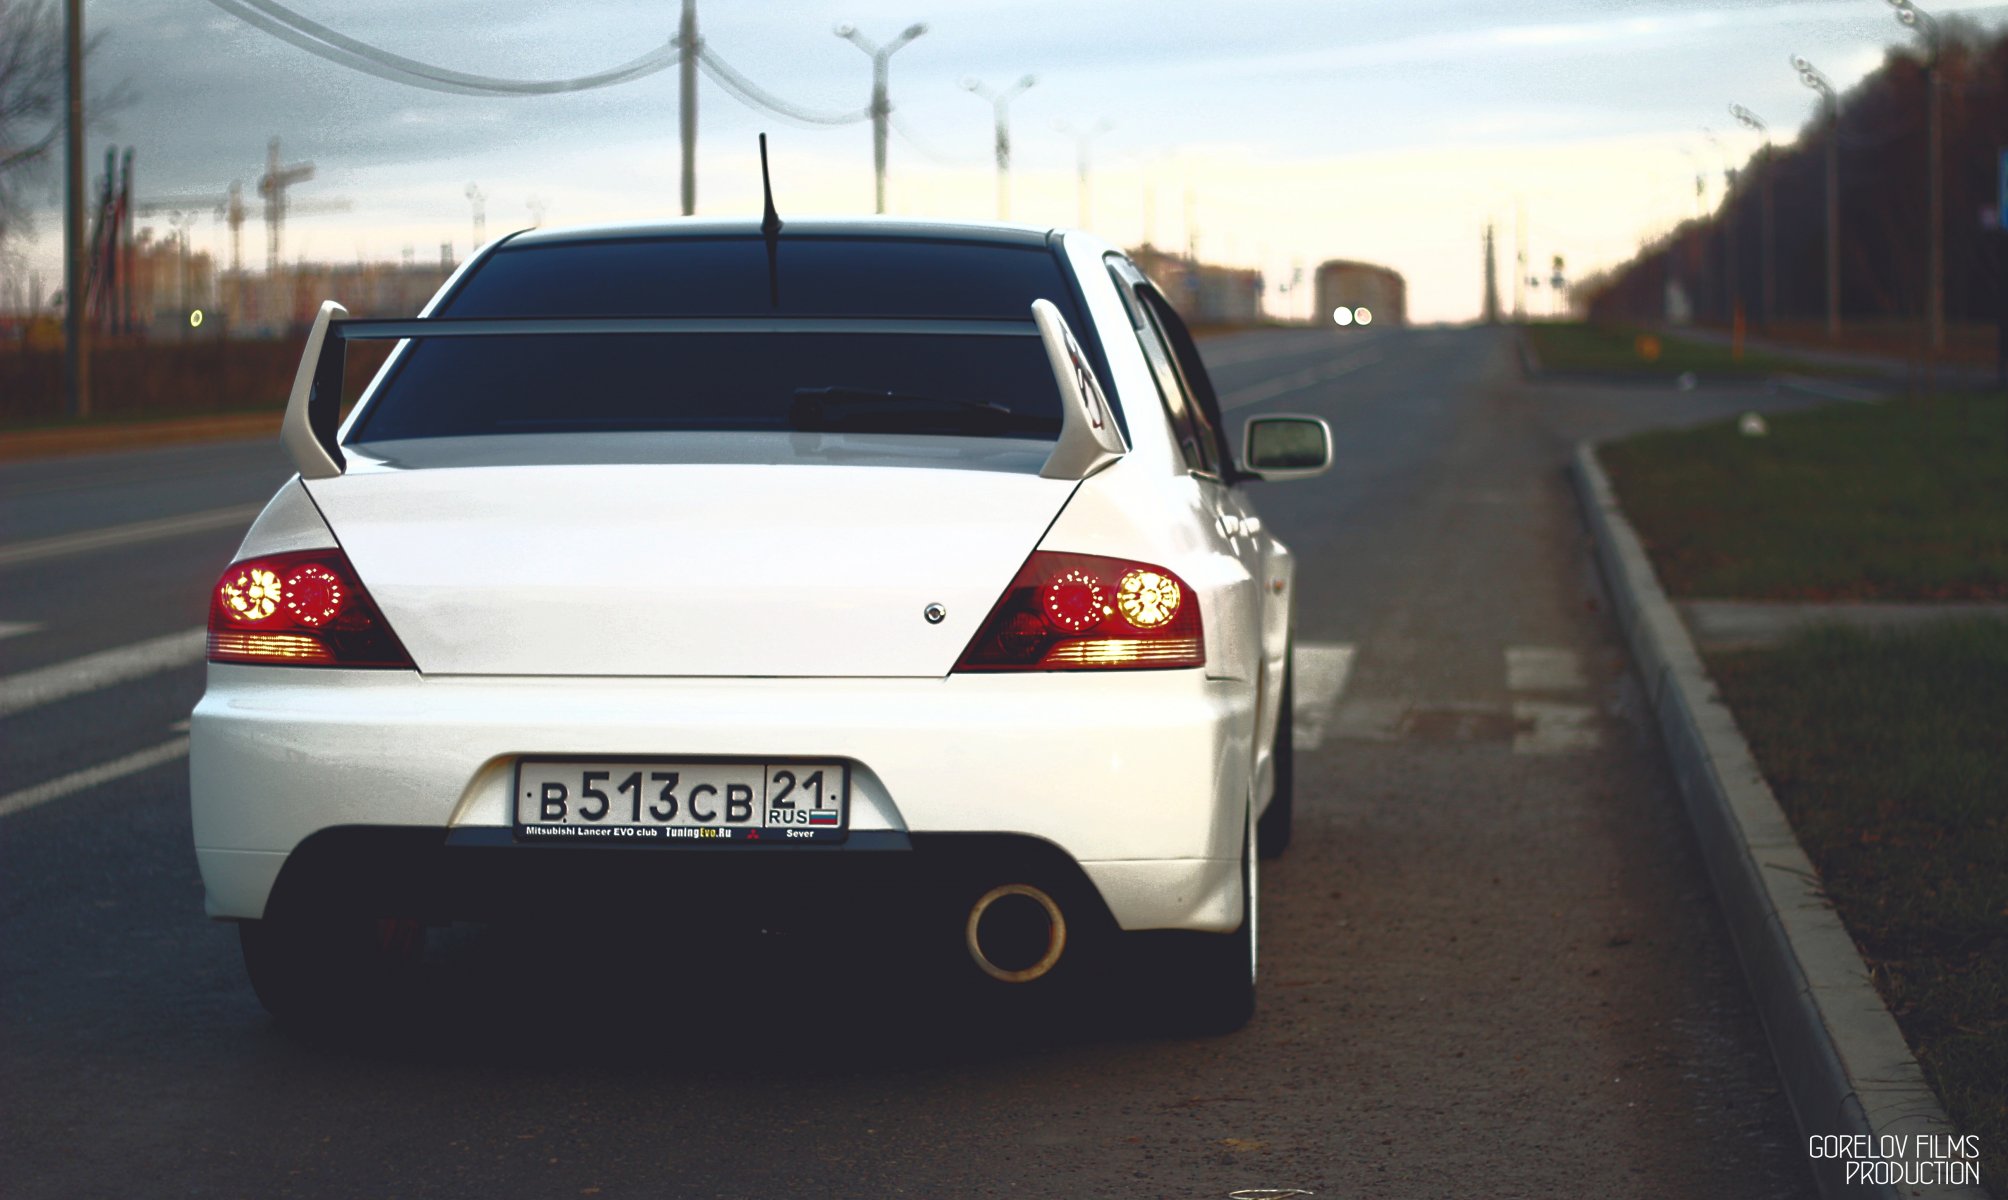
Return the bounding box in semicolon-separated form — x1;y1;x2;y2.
513;758;850;845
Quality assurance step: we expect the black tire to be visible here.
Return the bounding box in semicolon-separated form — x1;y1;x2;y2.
239;911;425;1032
1165;812;1256;1035
1256;654;1294;860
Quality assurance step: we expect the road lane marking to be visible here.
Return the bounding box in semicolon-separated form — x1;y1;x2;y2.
1505;646;1587;692
1291;642;1356;749
1511;701;1601;755
0;736;189;819
0;502;263;569
1222;350;1383;411
0;628;206;718
0;621;43;641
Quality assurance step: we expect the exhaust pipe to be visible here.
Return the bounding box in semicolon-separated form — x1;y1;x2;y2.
965;883;1068;983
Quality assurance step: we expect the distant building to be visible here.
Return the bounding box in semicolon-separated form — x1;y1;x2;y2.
1315;259;1407;328
206;257;455;336
1126;243;1266;326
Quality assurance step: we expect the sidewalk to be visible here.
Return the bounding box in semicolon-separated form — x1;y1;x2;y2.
1668;326;2004;391
1681;599;2008;652
0;412;281;462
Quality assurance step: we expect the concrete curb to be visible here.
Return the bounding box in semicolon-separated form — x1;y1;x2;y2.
1516;328;1543;379
1570;442;1985;1200
0;412;281;462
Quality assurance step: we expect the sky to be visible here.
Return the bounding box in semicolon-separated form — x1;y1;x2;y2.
9;0;2008;323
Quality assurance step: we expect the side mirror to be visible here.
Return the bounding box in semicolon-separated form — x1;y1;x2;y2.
1241;415;1331;481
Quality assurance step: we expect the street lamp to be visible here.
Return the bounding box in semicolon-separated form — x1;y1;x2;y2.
1730;104;1776;330
1793;55;1840;341
962;74;1035;221
835;21;927;215
1888;0;1944;353
1702;127;1741;335
1056;117;1113;230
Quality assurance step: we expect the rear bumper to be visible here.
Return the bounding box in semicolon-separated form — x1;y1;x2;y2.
191;666;1254;932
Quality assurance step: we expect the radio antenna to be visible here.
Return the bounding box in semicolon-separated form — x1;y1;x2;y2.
759;133;782;306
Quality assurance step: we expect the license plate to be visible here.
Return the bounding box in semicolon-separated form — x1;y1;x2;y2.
513;758;849;845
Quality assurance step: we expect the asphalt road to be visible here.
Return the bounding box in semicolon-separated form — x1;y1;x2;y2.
0;326;1834;1198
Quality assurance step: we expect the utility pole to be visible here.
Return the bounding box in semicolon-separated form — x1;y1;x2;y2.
1057;118;1113;230
466;183;486;247
1730;104;1776;330
1889;0;1944;352
1794;56;1840;341
1513;199;1527;321
1482;223;1500;324
678;0;699;216
961;75;1035;221
63;0;88;417
835;21;927;215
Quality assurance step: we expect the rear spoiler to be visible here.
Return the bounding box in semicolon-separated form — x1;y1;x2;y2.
281;300;1128;481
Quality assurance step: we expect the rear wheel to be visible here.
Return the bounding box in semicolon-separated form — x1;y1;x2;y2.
239;911;426;1032
1257;654;1295;860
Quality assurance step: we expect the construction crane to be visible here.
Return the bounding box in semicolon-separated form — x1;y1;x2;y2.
258;137;317;274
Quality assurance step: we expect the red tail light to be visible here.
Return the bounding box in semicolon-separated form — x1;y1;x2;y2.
207;548;414;668
955;551;1204;672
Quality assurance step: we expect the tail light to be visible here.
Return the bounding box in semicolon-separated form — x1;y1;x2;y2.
207;548;414;668
955;551;1204;671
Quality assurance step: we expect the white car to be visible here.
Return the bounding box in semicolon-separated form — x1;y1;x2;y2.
190;218;1331;1033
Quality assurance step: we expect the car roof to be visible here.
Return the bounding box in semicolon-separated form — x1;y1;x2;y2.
502;217;1058;250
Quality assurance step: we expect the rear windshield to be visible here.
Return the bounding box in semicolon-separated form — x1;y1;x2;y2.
348;235;1117;443
348;332;1061;440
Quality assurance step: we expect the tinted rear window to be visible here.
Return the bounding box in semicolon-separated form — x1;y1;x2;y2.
349;332;1062;441
440;237;1072;320
349;235;1122;443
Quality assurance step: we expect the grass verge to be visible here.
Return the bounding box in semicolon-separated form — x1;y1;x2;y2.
1600;392;2008;600
1709;622;2007;1185
1525;321;1858;377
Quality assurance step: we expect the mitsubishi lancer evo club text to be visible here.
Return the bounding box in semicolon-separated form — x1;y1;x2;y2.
189;216;1331;1034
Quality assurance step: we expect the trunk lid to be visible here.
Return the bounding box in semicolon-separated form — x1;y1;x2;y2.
306;445;1074;677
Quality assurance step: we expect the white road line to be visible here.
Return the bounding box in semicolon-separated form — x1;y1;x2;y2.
0;502;263;569
0;621;43;641
1291;642;1356;750
1505;646;1587;692
0;628;206;718
1511;701;1601;755
0;736;189;819
1222;350;1384;411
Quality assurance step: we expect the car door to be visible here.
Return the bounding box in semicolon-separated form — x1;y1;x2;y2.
1108;259;1289;790
1106;254;1274;674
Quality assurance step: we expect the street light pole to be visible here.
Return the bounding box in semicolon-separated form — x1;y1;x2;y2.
1703;128;1740;333
1730;104;1776;330
1056;118;1113;230
1889;0;1943;353
63;0;89;418
961;75;1035;221
836;22;927;215
678;0;700;216
1793;56;1840;341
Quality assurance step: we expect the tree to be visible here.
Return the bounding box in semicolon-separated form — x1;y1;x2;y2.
0;0;124;258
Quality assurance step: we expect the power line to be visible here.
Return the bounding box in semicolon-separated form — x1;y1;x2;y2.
696;46;868;126
204;0;681;96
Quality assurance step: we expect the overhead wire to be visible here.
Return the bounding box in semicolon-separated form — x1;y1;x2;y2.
203;0;681;96
696;46;869;126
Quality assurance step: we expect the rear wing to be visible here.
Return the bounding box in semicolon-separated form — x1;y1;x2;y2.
281;299;1128;481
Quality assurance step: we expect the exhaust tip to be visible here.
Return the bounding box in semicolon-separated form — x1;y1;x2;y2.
965;884;1067;983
